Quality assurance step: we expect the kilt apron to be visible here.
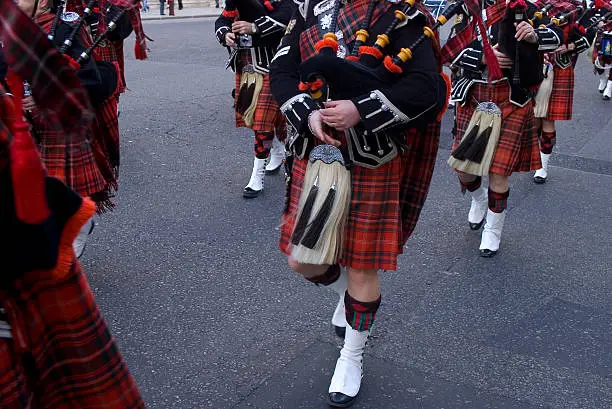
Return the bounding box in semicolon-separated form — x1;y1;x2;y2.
453;81;541;176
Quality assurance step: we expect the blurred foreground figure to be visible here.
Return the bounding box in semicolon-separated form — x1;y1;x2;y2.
0;2;144;407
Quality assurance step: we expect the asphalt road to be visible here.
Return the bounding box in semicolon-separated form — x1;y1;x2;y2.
80;18;612;409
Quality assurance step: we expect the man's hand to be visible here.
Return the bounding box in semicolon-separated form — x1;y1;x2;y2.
22;95;36;112
232;21;254;35
515;21;537;44
308;110;340;146
225;32;236;47
320;100;361;131
555;44;568;54
493;45;513;69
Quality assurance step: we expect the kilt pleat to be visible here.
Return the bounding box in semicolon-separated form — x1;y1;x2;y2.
454;81;541;176
546;66;574;121
280;125;439;271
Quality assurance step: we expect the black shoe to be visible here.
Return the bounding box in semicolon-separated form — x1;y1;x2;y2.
604;95;611;101
533;176;547;184
334;325;346;338
479;248;497;258
600;89;605;94
469;217;485;231
243;187;262;198
329;392;357;408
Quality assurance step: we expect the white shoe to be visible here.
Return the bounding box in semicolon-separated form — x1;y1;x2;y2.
598;73;608;93
243;157;267;198
604;80;612;101
468;186;488;230
73;218;94;258
328;326;370;407
265;139;285;174
479;209;506;257
534;152;551;184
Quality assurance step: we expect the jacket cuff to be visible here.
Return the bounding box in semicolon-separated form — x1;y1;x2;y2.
280;93;318;133
216;26;230;45
254;16;287;37
574;36;590;54
352;90;410;134
450;48;483;73
537;27;561;51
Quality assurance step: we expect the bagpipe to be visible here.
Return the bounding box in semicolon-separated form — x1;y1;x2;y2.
289;0;462;265
42;0;136;107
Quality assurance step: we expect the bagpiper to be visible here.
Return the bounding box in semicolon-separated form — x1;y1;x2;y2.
0;1;144;407
215;0;292;198
583;0;612;99
443;0;563;257
15;0;130;257
270;0;452;405
532;0;589;184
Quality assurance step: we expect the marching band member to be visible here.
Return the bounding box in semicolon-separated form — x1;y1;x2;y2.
0;1;144;406
17;0;125;257
215;0;292;198
532;0;589;184
443;0;562;257
584;0;612;99
270;0;451;405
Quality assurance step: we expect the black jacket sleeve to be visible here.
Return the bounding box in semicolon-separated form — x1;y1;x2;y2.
215;14;234;45
351;18;446;133
270;10;318;133
254;0;293;38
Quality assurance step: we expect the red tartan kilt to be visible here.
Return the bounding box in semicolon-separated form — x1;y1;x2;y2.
0;261;144;409
546;66;574;121
234;73;285;136
279;124;439;271
454;81;540;176
36;127;109;199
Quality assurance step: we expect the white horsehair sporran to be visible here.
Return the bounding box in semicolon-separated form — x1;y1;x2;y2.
290;144;351;265
533;63;554;118
448;101;502;176
236;70;263;127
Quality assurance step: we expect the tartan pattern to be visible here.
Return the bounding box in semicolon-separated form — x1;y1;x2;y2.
254;131;274;158
280;124;439;271
299;0;390;61
488;188;509;213
0;260;144;409
344;292;381;332
0;1;93;141
539;130;556;154
454;81;541;176
546;65;574;120
234;55;285;135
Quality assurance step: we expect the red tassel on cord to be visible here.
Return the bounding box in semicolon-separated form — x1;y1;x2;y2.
222;9;239;18
134;40;147;60
346;55;359;61
264;0;274;11
4;72;50;224
298;82;309;91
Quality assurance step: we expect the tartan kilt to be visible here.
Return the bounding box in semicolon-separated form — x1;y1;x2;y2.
33;123;110;206
454;81;540;176
546;66;574;121
94;39;127;94
279;123;440;271
234;53;285;135
0;262;144;409
91;93;121;192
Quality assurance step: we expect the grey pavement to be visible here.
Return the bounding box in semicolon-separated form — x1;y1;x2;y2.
140;7;221;20
81;18;612;409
